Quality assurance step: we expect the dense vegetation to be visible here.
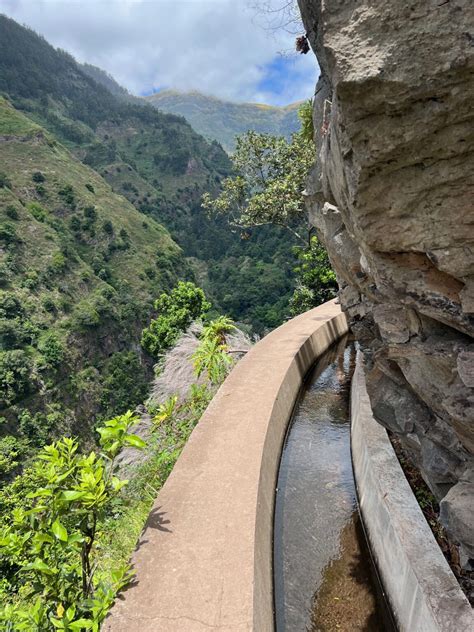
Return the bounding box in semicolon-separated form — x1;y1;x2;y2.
203;127;337;314
0;15;313;472
0;97;190;466
146;89;301;153
0;14;300;333
0;297;241;629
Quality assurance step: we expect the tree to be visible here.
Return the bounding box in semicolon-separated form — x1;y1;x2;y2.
141;282;210;359
202;130;315;244
202;122;338;317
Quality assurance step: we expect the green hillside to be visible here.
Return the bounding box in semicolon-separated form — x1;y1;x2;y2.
0;97;191;451
145;89;302;153
0;15;297;333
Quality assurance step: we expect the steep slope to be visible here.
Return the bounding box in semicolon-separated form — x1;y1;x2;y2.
146;90;301;153
0;15;297;331
0;97;188;452
299;0;474;566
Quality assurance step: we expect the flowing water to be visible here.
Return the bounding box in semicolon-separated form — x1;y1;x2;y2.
274;337;392;632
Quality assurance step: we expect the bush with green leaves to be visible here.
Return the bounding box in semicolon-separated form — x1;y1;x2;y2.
18;405;67;448
58;184;75;207
0;223;19;245
38;332;65;368
0;435;30;478
28;202;47;223
102;220;113;235
0;411;145;630
100;351;149;418
0;349;32;407
0;291;24;319
5;205;19;220
0;172;11;188
289;236;338;316
32;171;45;183
0;317;37;349
298;99;315;144
141;281;210;359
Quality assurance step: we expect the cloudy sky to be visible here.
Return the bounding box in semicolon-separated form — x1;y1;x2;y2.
2;0;319;106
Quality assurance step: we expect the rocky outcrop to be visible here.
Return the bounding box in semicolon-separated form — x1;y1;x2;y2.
298;0;474;567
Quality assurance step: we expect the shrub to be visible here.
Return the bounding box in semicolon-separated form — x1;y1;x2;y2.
49;251;67;274
0;349;32;407
0;292;24;319
97;267;111;282
0;435;30;478
32;171;45;183
0;318;35;349
101;351;149;418
42;296;56;312
84;205;97;222
0;413;145;629
21;270;39;290
72;302;100;328
38;332;64;367
141;282;210;358
0;172;11;189
69;215;82;231
27;201;47;222
102;220;114;235
58;183;75;207
0;223;19;245
298;99;315;144
289;236;337;316
85;183;95;193
5;205;18;220
35;184;46;197
16;407;62;448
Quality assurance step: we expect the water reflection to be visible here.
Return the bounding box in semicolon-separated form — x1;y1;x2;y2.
274;338;385;632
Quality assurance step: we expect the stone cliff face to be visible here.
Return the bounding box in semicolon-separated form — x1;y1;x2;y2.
298;0;474;567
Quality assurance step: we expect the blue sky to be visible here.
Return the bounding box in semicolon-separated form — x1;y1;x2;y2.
2;0;319;106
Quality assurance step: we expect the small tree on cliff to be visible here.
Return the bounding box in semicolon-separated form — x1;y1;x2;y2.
202;119;337;316
202;129;314;245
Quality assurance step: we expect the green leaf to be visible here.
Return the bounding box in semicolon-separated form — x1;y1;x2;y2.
51;519;68;542
61;490;85;501
124;434;146;449
24;558;58;575
26;488;53;498
69;620;93;630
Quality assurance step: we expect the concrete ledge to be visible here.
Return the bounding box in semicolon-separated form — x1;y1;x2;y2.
351;352;473;632
105;300;348;632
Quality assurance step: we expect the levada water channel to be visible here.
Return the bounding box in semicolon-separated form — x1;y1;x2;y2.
274;337;395;631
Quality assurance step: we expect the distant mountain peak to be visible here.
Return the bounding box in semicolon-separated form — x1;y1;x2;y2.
145;89;303;152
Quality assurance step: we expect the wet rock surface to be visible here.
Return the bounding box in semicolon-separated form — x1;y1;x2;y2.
298;0;474;566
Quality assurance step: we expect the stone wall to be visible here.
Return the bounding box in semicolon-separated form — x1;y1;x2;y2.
298;0;474;568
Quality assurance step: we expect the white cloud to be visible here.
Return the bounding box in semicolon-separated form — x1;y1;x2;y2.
2;0;318;105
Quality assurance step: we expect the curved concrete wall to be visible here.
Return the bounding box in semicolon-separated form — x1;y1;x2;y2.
105;300;348;632
351;353;473;632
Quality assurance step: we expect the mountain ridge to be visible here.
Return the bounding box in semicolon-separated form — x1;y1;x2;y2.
145;89;302;152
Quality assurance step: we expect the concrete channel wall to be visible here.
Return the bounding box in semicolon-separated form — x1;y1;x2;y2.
105;300;348;632
351;353;473;632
